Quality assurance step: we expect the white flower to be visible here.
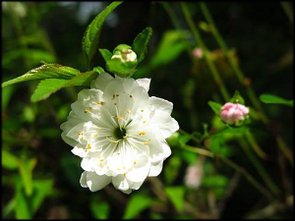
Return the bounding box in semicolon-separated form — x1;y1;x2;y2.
60;73;179;194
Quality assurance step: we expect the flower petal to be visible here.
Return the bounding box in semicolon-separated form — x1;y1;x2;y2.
80;171;111;192
136;78;151;92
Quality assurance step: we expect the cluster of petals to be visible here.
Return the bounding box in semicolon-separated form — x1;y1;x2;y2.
60;73;179;194
220;102;249;125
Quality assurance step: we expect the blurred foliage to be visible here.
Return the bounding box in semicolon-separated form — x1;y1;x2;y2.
2;1;293;219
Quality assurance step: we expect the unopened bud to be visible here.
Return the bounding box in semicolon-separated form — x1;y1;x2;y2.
192;47;203;59
184;163;203;189
220;102;249;125
111;44;137;63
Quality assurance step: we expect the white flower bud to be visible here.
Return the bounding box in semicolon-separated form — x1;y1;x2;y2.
111;48;137;63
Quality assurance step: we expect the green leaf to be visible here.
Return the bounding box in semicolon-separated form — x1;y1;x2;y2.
31;79;68;102
149;30;190;68
99;48;113;62
91;199;110;219
132;27;153;64
82;1;123;67
259;93;293;107
18;158;37;196
208;101;222;115
2;85;15;111
15;184;31;219
202;175;229;188
2;64;80;88
164;155;182;184
123;193;153;219
106;58;137;77
165;186;185;212
2;149;19;170
31;179;54;214
31;69;104;102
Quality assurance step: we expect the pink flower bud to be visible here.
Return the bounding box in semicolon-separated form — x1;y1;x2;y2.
192;47;203;59
184;163;203;189
220;102;249;125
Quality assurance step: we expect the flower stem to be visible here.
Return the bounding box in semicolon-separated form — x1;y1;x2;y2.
180;2;230;101
182;144;275;202
199;2;292;166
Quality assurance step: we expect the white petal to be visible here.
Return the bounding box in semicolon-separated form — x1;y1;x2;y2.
112;175;130;192
149;138;171;163
126;166;149;183
136;78;151;92
152;111;179;138
148;160;164;177
149;96;173;114
80;171;111;192
91;72;113;90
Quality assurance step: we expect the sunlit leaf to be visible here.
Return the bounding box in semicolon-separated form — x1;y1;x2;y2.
132;27;153;64
2;149;19;170
18;158;37;196
31;179;54;214
82;1;123;67
123;193;153;219
165;186;185;212
149;30;190;68
15;183;31;219
31;68;104;102
99;48;113;62
259;93;293;107
2;64;80;88
208;101;222;115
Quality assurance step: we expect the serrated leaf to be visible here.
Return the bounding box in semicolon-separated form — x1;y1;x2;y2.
259;93;293;107
165;186;185;212
99;48;113;62
2;64;80;88
31;79;68;102
2;149;19;170
208;101;222;115
82;1;123;67
132;27;153;64
31;68;104;102
123;193;153;219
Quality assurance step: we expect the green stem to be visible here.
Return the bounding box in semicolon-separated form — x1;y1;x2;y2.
182;144;275;202
239;139;280;196
199;2;292;166
199;2;268;123
180;2;230;101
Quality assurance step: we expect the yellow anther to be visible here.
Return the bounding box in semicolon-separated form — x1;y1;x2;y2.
138;131;146;136
84;108;92;113
96;101;105;105
115;115;123;121
86;143;92;150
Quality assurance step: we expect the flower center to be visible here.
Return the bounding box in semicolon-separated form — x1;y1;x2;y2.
113;127;127;140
